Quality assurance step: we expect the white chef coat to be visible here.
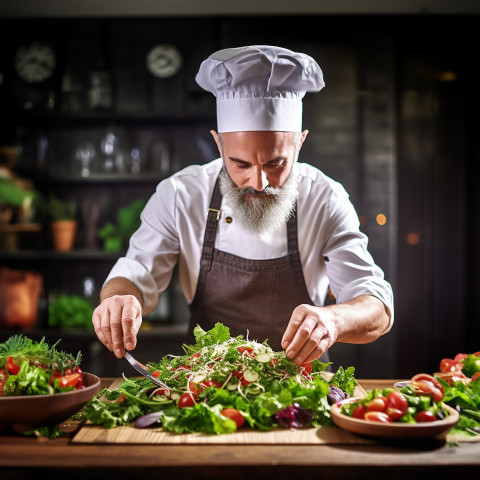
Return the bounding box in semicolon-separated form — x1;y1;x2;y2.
105;158;394;330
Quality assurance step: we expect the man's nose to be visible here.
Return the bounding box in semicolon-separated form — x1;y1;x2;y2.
249;168;269;191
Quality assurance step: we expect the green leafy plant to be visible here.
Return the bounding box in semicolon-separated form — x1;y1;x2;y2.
48;194;77;221
48;293;94;330
0;177;31;207
98;198;146;253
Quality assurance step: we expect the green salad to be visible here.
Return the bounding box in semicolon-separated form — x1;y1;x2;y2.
0;335;84;396
81;322;358;434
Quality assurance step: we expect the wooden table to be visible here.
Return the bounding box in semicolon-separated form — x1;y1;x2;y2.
0;379;479;480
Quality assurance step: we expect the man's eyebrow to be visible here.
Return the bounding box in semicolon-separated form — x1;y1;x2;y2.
228;156;287;165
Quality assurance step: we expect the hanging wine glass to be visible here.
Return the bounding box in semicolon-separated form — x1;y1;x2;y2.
75;141;96;177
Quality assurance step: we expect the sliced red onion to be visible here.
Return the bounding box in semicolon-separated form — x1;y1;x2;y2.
274;403;314;428
134;411;164;428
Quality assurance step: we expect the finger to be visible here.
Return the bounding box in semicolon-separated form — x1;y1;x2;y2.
285;316;318;360
289;325;327;364
92;308;111;351
121;302;142;351
281;306;308;350
106;299;125;358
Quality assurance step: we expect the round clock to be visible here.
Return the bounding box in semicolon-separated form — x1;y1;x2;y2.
14;41;56;83
146;44;183;79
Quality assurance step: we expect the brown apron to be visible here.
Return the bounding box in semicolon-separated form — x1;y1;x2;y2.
188;176;331;363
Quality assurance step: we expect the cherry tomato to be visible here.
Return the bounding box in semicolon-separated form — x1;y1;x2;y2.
240;377;251;387
221;408;245;428
231;370;243;379
364;411;393;423
471;372;480;382
57;373;81;390
6;357;20;375
439;358;462;373
300;363;313;377
154;388;171;398
189;352;201;363
366;396;387;412
415;410;437;423
410;373;445;402
152;370;161;378
352;404;367;419
64;368;73;375
204;379;223;388
188;382;204;395
269;358;279;367
453;353;468;363
237;346;255;357
385;390;408;420
178;392;197;409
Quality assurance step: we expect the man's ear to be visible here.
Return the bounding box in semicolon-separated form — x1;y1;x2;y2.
299;130;309;149
210;130;223;158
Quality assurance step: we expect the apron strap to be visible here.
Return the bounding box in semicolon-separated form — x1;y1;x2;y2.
200;176;222;271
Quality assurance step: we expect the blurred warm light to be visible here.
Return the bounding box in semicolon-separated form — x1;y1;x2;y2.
438;71;458;82
376;214;387;226
406;233;420;245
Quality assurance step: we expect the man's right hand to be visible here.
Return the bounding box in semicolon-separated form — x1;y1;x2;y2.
92;294;142;358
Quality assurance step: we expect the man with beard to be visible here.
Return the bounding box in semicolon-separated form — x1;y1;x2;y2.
92;46;394;366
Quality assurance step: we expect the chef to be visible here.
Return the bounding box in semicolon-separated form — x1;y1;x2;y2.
92;45;394;366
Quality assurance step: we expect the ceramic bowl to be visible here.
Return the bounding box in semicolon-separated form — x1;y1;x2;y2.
0;372;100;432
330;396;459;439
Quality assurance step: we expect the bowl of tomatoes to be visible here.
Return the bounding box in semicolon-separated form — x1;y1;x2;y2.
0;335;101;432
0;371;100;432
331;373;459;439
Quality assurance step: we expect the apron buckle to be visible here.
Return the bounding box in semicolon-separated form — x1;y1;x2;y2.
207;208;221;221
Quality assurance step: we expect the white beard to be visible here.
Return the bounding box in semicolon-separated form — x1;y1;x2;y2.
219;165;300;235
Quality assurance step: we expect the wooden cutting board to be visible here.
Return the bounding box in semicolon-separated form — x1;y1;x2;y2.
73;375;373;445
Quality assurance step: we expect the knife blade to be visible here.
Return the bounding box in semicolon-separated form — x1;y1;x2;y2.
124;350;170;390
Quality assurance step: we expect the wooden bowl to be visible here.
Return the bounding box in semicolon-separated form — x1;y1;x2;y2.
331;396;459;439
0;372;100;432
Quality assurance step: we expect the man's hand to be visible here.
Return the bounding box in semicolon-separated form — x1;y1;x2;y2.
92;295;142;358
281;304;338;365
281;295;390;365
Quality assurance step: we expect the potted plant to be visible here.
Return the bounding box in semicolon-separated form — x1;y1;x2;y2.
0;177;31;223
48;194;78;252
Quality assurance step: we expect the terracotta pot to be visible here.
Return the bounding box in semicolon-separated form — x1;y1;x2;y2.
50;220;77;252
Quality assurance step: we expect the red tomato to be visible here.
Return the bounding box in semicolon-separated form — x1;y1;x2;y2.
152;370;161;378
364;411;393;423
410;373;445;402
385;390;408;420
204;379;222;388
57;373;81;390
240;377;251;387
0;368;6;379
434;371;469;386
6;357;20;375
300;363;313;377
366;396;387;412
189;352;201;363
453;353;468;363
188;382;204;395
415;410;437;423
0;379;5;395
440;358;462;373
237;346;255;357
269;358;279;367
221;408;245;428
154;388;171;398
352;404;367;419
178;392;197;409
64;368;73;375
74;366;82;374
471;372;480;382
231;370;243;379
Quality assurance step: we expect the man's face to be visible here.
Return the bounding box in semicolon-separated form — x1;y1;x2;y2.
211;130;308;234
212;130;307;192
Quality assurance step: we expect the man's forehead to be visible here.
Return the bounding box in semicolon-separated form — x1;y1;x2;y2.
220;131;298;147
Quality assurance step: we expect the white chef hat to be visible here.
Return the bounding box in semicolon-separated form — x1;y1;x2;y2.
195;45;325;133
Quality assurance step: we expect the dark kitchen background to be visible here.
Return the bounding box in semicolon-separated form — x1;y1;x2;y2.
0;1;478;379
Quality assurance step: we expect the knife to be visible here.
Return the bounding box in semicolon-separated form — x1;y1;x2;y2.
124;350;170;390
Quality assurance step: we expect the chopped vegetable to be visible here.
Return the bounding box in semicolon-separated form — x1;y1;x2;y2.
81;322;358;434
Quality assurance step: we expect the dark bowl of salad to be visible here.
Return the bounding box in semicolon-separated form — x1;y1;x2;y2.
0;372;100;431
0;335;101;432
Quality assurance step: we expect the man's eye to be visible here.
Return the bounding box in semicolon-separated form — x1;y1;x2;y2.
267;162;283;169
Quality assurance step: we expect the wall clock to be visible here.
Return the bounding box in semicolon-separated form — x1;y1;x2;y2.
14;41;56;84
146;44;183;79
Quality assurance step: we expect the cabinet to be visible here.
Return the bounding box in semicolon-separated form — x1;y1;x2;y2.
0;17;219;373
